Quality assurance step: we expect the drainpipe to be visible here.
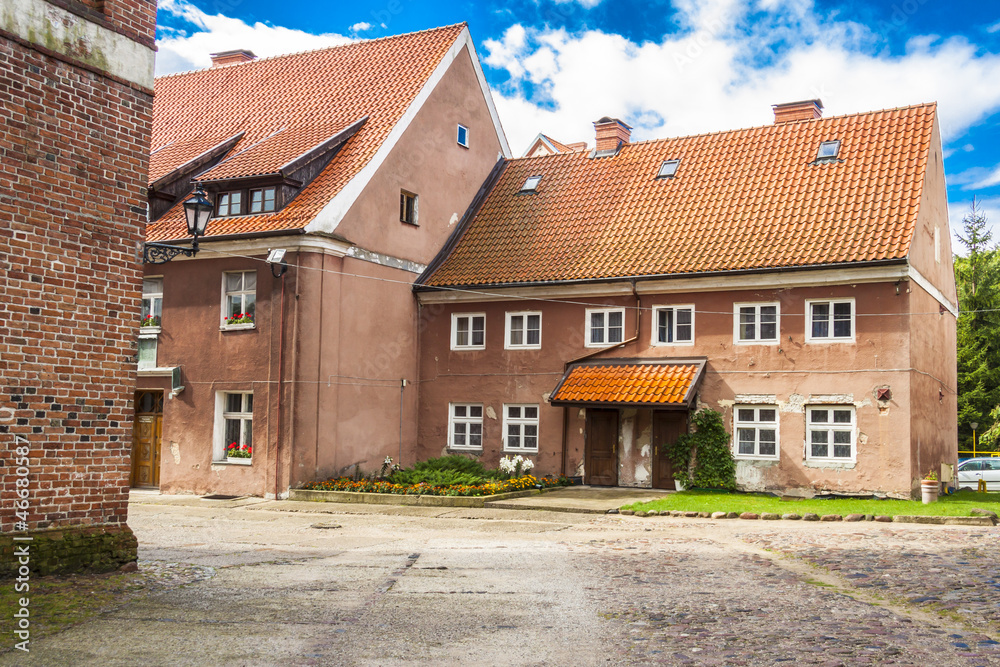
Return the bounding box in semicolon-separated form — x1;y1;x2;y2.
560;404;570;478
274;263;288;499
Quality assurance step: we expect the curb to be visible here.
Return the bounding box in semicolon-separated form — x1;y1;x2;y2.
287;488;542;508
614;509;997;526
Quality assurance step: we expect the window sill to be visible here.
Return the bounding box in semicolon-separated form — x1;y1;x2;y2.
504;345;542;351
734;455;779;463
212;458;253;466
502;449;538;455
804;458;856;469
447;447;482;453
651;341;695;347
734;340;780;346
139;326;161;335
221;323;256;332
451;346;485;352
805;338;856;344
138;366;177;377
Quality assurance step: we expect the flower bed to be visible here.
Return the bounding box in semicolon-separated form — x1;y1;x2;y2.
301;474;570;497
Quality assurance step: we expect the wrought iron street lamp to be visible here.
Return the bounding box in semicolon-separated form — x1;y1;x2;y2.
143;185;214;264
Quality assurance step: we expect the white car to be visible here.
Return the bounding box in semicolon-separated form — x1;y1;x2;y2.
956;457;1000;491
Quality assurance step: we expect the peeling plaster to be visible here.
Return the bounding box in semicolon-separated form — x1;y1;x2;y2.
485;406;497;420
170;442;180;464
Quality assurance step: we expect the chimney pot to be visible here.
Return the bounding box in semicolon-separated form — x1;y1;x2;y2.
593;117;632;155
772;99;823;124
210;49;257;68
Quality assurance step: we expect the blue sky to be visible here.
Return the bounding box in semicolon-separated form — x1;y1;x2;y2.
156;0;1000;243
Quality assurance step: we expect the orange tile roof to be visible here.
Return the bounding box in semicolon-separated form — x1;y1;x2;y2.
423;104;936;286
550;360;705;408
146;24;466;242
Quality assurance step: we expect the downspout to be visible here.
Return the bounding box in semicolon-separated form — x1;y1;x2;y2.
274;266;287;499
560;403;570;477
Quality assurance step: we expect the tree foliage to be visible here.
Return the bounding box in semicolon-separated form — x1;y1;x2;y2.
955;198;1000;451
668;408;737;490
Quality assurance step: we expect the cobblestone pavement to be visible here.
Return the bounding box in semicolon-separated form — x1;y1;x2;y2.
2;501;998;666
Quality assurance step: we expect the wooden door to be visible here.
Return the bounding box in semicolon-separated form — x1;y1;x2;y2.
652;412;687;490
131;391;163;488
586;409;619;486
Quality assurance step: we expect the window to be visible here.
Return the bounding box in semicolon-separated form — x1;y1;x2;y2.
520;175;542;193
734;406;778;459
141;277;162;328
449;403;483;450
657;159;681;178
457;124;469;148
217;191;242;217
504;404;539;452
223;271;256;328
807;299;854;342
249;187;276;213
451;313;485;350
137;335;157;370
817;140;841;160
807;406;855;462
505;312;541;349
400;191;417;225
653;306;694;345
217;392;253;462
735;303;779;343
586;308;625;347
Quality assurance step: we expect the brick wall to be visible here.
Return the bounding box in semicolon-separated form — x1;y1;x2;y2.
0;0;154;574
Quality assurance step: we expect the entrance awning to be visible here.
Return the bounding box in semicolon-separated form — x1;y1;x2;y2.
549;358;707;410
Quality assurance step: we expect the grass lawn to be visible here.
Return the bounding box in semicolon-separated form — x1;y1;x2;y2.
622;489;1000;517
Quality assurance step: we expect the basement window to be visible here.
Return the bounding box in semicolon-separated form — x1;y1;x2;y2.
520;175;542;193
816;140;841;160
657;159;681;179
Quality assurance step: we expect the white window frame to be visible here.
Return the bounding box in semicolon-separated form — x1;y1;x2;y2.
505;311;542;350
806;405;856;463
221;270;257;330
448;403;483;450
651;305;694;346
137;334;158;370
141;276;163;330
451;313;486;350
733;405;779;460
457;124;469;148
585;307;626;348
805;298;855;343
734;302;780;345
213;391;254;464
503;404;539;452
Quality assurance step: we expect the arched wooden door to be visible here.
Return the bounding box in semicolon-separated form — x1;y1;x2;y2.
131;390;163;488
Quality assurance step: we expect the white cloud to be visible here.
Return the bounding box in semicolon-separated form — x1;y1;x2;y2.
482;5;1000;158
971;166;1000;190
155;0;353;75
554;0;603;8
349;22;373;34
988;20;1000;34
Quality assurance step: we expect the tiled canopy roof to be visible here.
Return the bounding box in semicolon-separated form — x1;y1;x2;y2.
146;24;467;242
423;104;936;287
550;360;706;408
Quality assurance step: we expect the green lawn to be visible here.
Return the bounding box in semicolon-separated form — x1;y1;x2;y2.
622;489;1000;517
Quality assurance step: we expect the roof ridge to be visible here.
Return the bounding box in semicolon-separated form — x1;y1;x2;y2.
506;102;938;162
155;22;468;81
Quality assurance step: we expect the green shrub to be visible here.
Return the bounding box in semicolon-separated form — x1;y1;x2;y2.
670;408;737;490
411;455;489;477
387;469;485;487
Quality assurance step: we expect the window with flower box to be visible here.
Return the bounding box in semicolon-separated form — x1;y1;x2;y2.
449;403;483;450
503;404;539;452
222;271;256;328
141;277;162;329
214;392;253;463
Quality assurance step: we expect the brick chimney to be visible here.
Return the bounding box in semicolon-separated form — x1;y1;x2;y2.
772;99;823;124
210;49;257;68
593;117;632;155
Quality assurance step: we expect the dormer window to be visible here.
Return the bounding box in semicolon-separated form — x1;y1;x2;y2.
657;159;681;179
250;187;276;213
520;175;542;193
217;191;242;217
816;140;841;160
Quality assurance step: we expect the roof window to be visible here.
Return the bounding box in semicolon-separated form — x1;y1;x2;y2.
520;175;542;193
816;140;841;160
657;159;681;179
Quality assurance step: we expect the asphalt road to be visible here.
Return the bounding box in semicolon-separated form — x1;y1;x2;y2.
3;498;1000;666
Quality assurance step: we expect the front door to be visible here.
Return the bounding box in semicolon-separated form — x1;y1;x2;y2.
586;409;619;486
652;411;687;490
131;391;163;488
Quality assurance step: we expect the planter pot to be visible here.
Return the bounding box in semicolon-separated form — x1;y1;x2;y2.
921;480;939;504
674;480;686;492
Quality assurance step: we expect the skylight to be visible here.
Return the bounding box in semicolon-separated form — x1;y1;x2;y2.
521;175;542;192
817;140;841;160
657;159;681;179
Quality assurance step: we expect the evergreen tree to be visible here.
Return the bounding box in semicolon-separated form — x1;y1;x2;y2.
955;199;1000;451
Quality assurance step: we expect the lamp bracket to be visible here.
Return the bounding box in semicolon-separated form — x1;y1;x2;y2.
143;242;197;264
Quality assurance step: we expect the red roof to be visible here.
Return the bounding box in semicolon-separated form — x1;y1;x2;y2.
550;360;706;408
423;104;937;286
146;24;467;242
